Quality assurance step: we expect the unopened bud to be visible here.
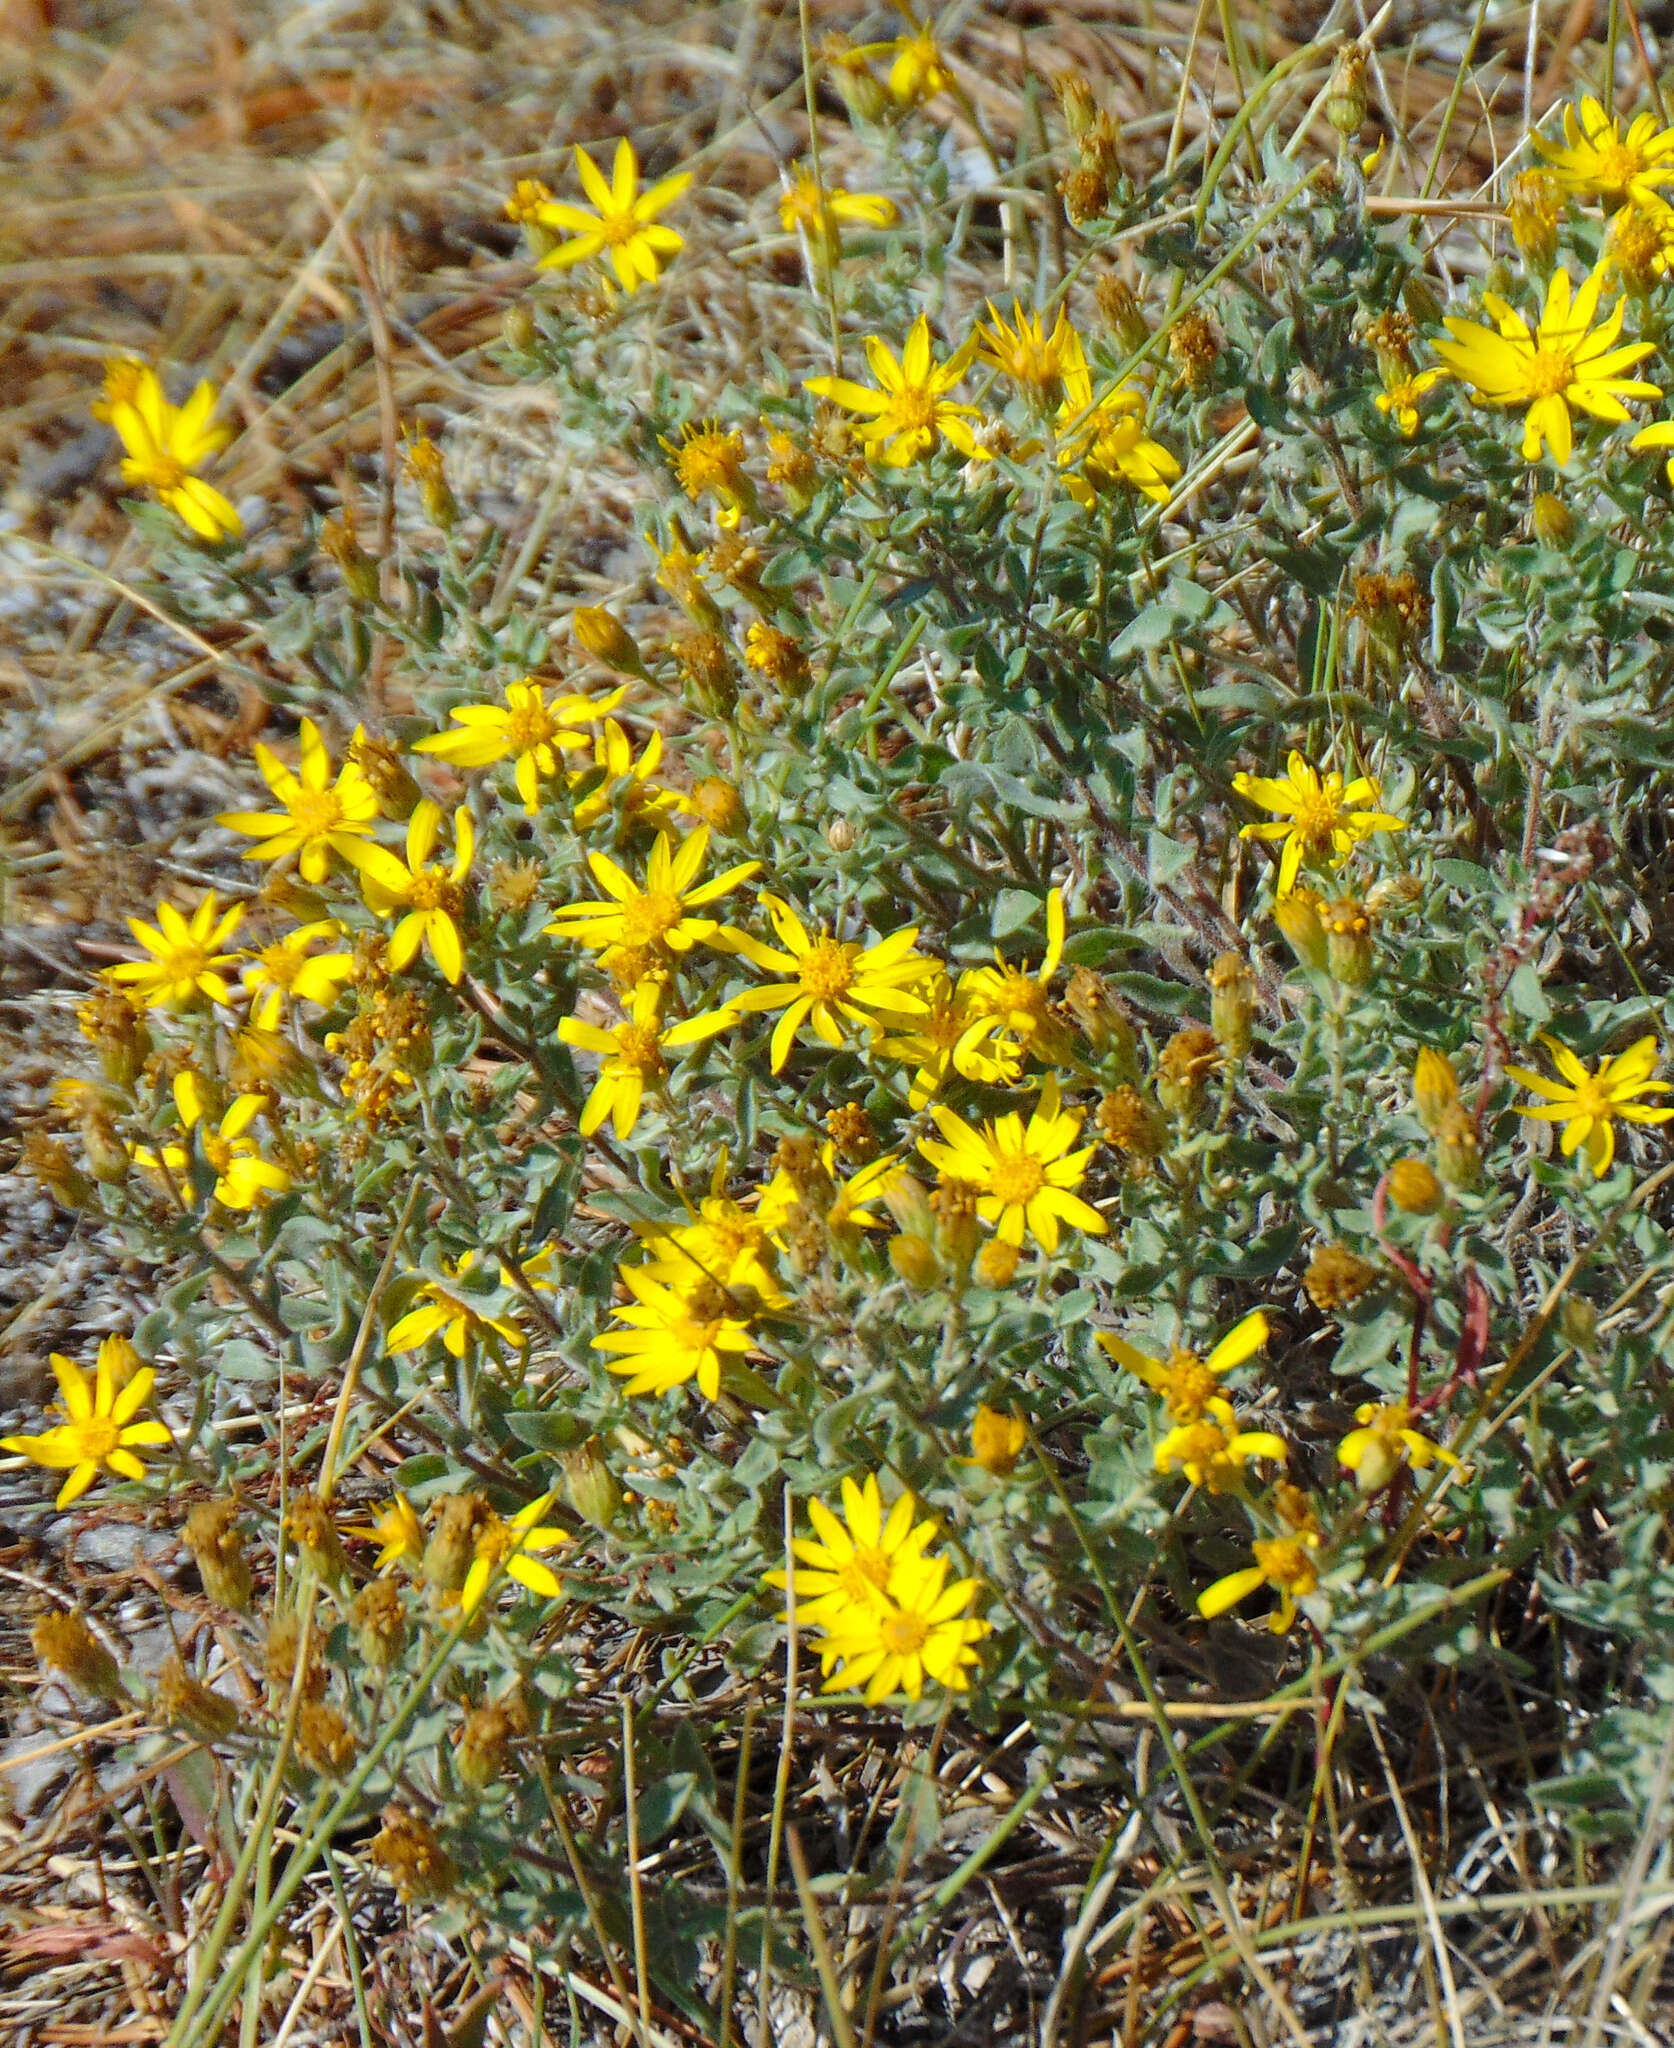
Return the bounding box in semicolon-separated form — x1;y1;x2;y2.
1208;951;1257;1060
78;984;151;1087
684;774;744;834
22;1134;91;1209
423;1493;486;1598
319;512;380;605
501;301;536;354
1273;891;1329;974
1435;1101;1481;1189
353;1578;408;1668
1096;276;1149;357
348;731;420;821
825;815;857;853
1057;73;1096;139
1559;1296;1599;1353
560;1437;622;1530
457;1702;515;1793
296;1701;358;1776
821;37;888;123
285;1491;350;1588
1154;1024;1219;1120
370;1804;455;1902
1365;873;1423;920
1326;44;1368;137
81;1107;130;1184
573;606;646;675
403;433;457;532
1347;1433;1400;1496
974;1238;1021;1289
889;1231;942;1289
34;1611;123;1699
969;1403;1027;1475
1412;1048;1459;1133
1531;491;1575;546
1387;1157;1443;1214
930;1178;981;1275
1168;310;1221;392
1505;170;1562;269
1322;896;1373;987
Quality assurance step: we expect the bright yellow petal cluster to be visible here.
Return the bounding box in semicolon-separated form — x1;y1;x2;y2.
240;920;355;1010
93;357;241;542
805;315;986;466
1506;1032;1674;1176
1;1338;172;1509
460;1497;568;1615
779;166;897;260
557;977;734;1140
544;825;759;970
1153;1415;1286;1493
591;1264;756;1399
1337;1402;1458;1493
1374;366;1446;436
413;679;622;816
347;1493;425;1575
387;1251;524;1359
132;1071;291;1210
569;719;681;832
951;891;1070;1072
218;719;381;883
1197;1530;1321;1632
1099;1309;1269;1424
1430;264;1658;466
1056;336;1181;507
978;299;1079;405
918;1075;1105;1253
105;892;243;1010
1232;749;1405;896
339;800;473;984
1531;93;1674;208
531;139;692;291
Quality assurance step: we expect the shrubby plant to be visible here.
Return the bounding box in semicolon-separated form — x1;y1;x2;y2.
21;17;1674;2032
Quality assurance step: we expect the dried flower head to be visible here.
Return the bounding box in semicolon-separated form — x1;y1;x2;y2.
1303;1244;1380;1311
34;1611;122;1699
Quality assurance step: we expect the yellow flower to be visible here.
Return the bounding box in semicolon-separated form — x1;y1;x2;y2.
1374;365;1446;436
93;358;241;543
883;26;952;106
218;718;381;882
504;177;553;224
412;679;623;816
778;165;897;260
815;1551;991;1703
1506;1032;1674;1176
569;718;680;832
531;138;692;291
104;891;243;1010
543;824;760;969
660;422;757;529
805;315;987;466
387;1251;524;1359
1098;1309;1268;1424
1430;264;1658;466
878;971;1022;1108
1532;93;1674;209
1336;1402;1458;1493
348;1493;425;1575
340;800;473;984
459;1497;567;1615
768;1473;939;1630
757;1146;906;1240
133;1071;291;1210
240;920;354;1010
639;1194;788;1310
591;1266;756;1400
1056;335;1180;506
706;894;935;1072
1197;1530;1321;1632
954;890;1070;1070
2;1341;172;1509
1232;749;1405;897
1155;1412;1287;1491
557;978;734;1140
966;1404;1028;1476
1605;198;1674;291
977;299;1079;404
918;1075;1105;1253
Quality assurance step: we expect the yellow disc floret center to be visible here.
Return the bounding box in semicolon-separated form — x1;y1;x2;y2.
989;1148;1045;1208
1163;1352;1220;1419
880;1609;930;1656
621;889;685;947
837;1547;892;1604
133;451;188;492
407;874;461;916
1525;348;1575;399
70;1415;120;1461
504;703;555;753
615;1023;667;1078
890;387;940;435
1252;1537;1317;1596
798;938;856;1001
202;1131;233;1175
288;787;344;841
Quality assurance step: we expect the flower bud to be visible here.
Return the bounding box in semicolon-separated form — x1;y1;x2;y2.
674;631;737;714
1400;272;1444;328
560;1437;622;1530
286;1491;350;1588
573;606;647;676
930;1177;981;1276
80;1106;130;1185
296;1701;357;1776
1387;1158;1443;1214
501;301;536;354
821;36;888;123
974;1239;1021;1289
1326;44;1368;137
78;984;151;1087
353;1578;408;1668
744;622;810;691
1365;873;1423;920
1057;73;1096;139
348;732;420;822
1559;1296;1599;1353
1322;896;1373;987
1412;1048;1459;1134
34;1611;123;1700
765;429;818;512
1208;952;1257;1061
184;1499;253;1611
1064;968;1138;1073
1154;1024;1220;1120
1434;1101;1481;1190
889;1232;942;1289
1505;170;1562;269
1273;891;1329;973
1096;276;1149;357
1347;1432;1400;1496
969;1403;1027;1476
825;815;857;853
156;1656;238;1742
266;1610;327;1701
1303;1244;1379;1311
370;1804;455;1902
684;774;745;835
1531;491;1575;546
22;1133;91;1209
403;432;457;531
318;511;380;606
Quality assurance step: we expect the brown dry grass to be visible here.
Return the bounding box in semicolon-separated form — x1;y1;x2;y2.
3;1;1668;2042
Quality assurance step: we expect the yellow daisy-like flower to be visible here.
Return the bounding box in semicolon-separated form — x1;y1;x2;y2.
883;26;953;107
815;1551;991;1703
1632;415;1674;480
1336;1402;1458;1494
218;718;381;883
917;1075;1106;1253
705;894;935;1072
1374;366;1447;436
1056;335;1181;506
1097;1309;1269;1425
543;824;760;970
1232;749;1406;897
557;978;734;1141
339;800;473;985
878;971;1022;1109
1;1340;172;1510
778;165;897;261
639;1194;788;1310
1197;1530;1321;1632
348;1493;425;1575
591;1265;756;1400
92;358;241;543
1605;197;1674;292
459;1496;568;1616
387;1251;524;1360
954;890;1070;1070
240;920;355;1010
805;315;986;467
1153;1415;1287;1493
104;891;244;1010
756;1146;907;1241
569;718;681;832
412;679;623;816
1531;93;1674;209
1429;264;1659;466
133;1071;291;1210
767;1473;940;1631
660;422;758;530
504;177;553;225
977;299;1079;405
1506;1032;1674;1176
531;138;693;291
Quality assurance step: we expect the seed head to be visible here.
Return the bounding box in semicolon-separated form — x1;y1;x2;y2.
1303;1244;1379;1312
34;1611;123;1699
184;1499;253;1611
